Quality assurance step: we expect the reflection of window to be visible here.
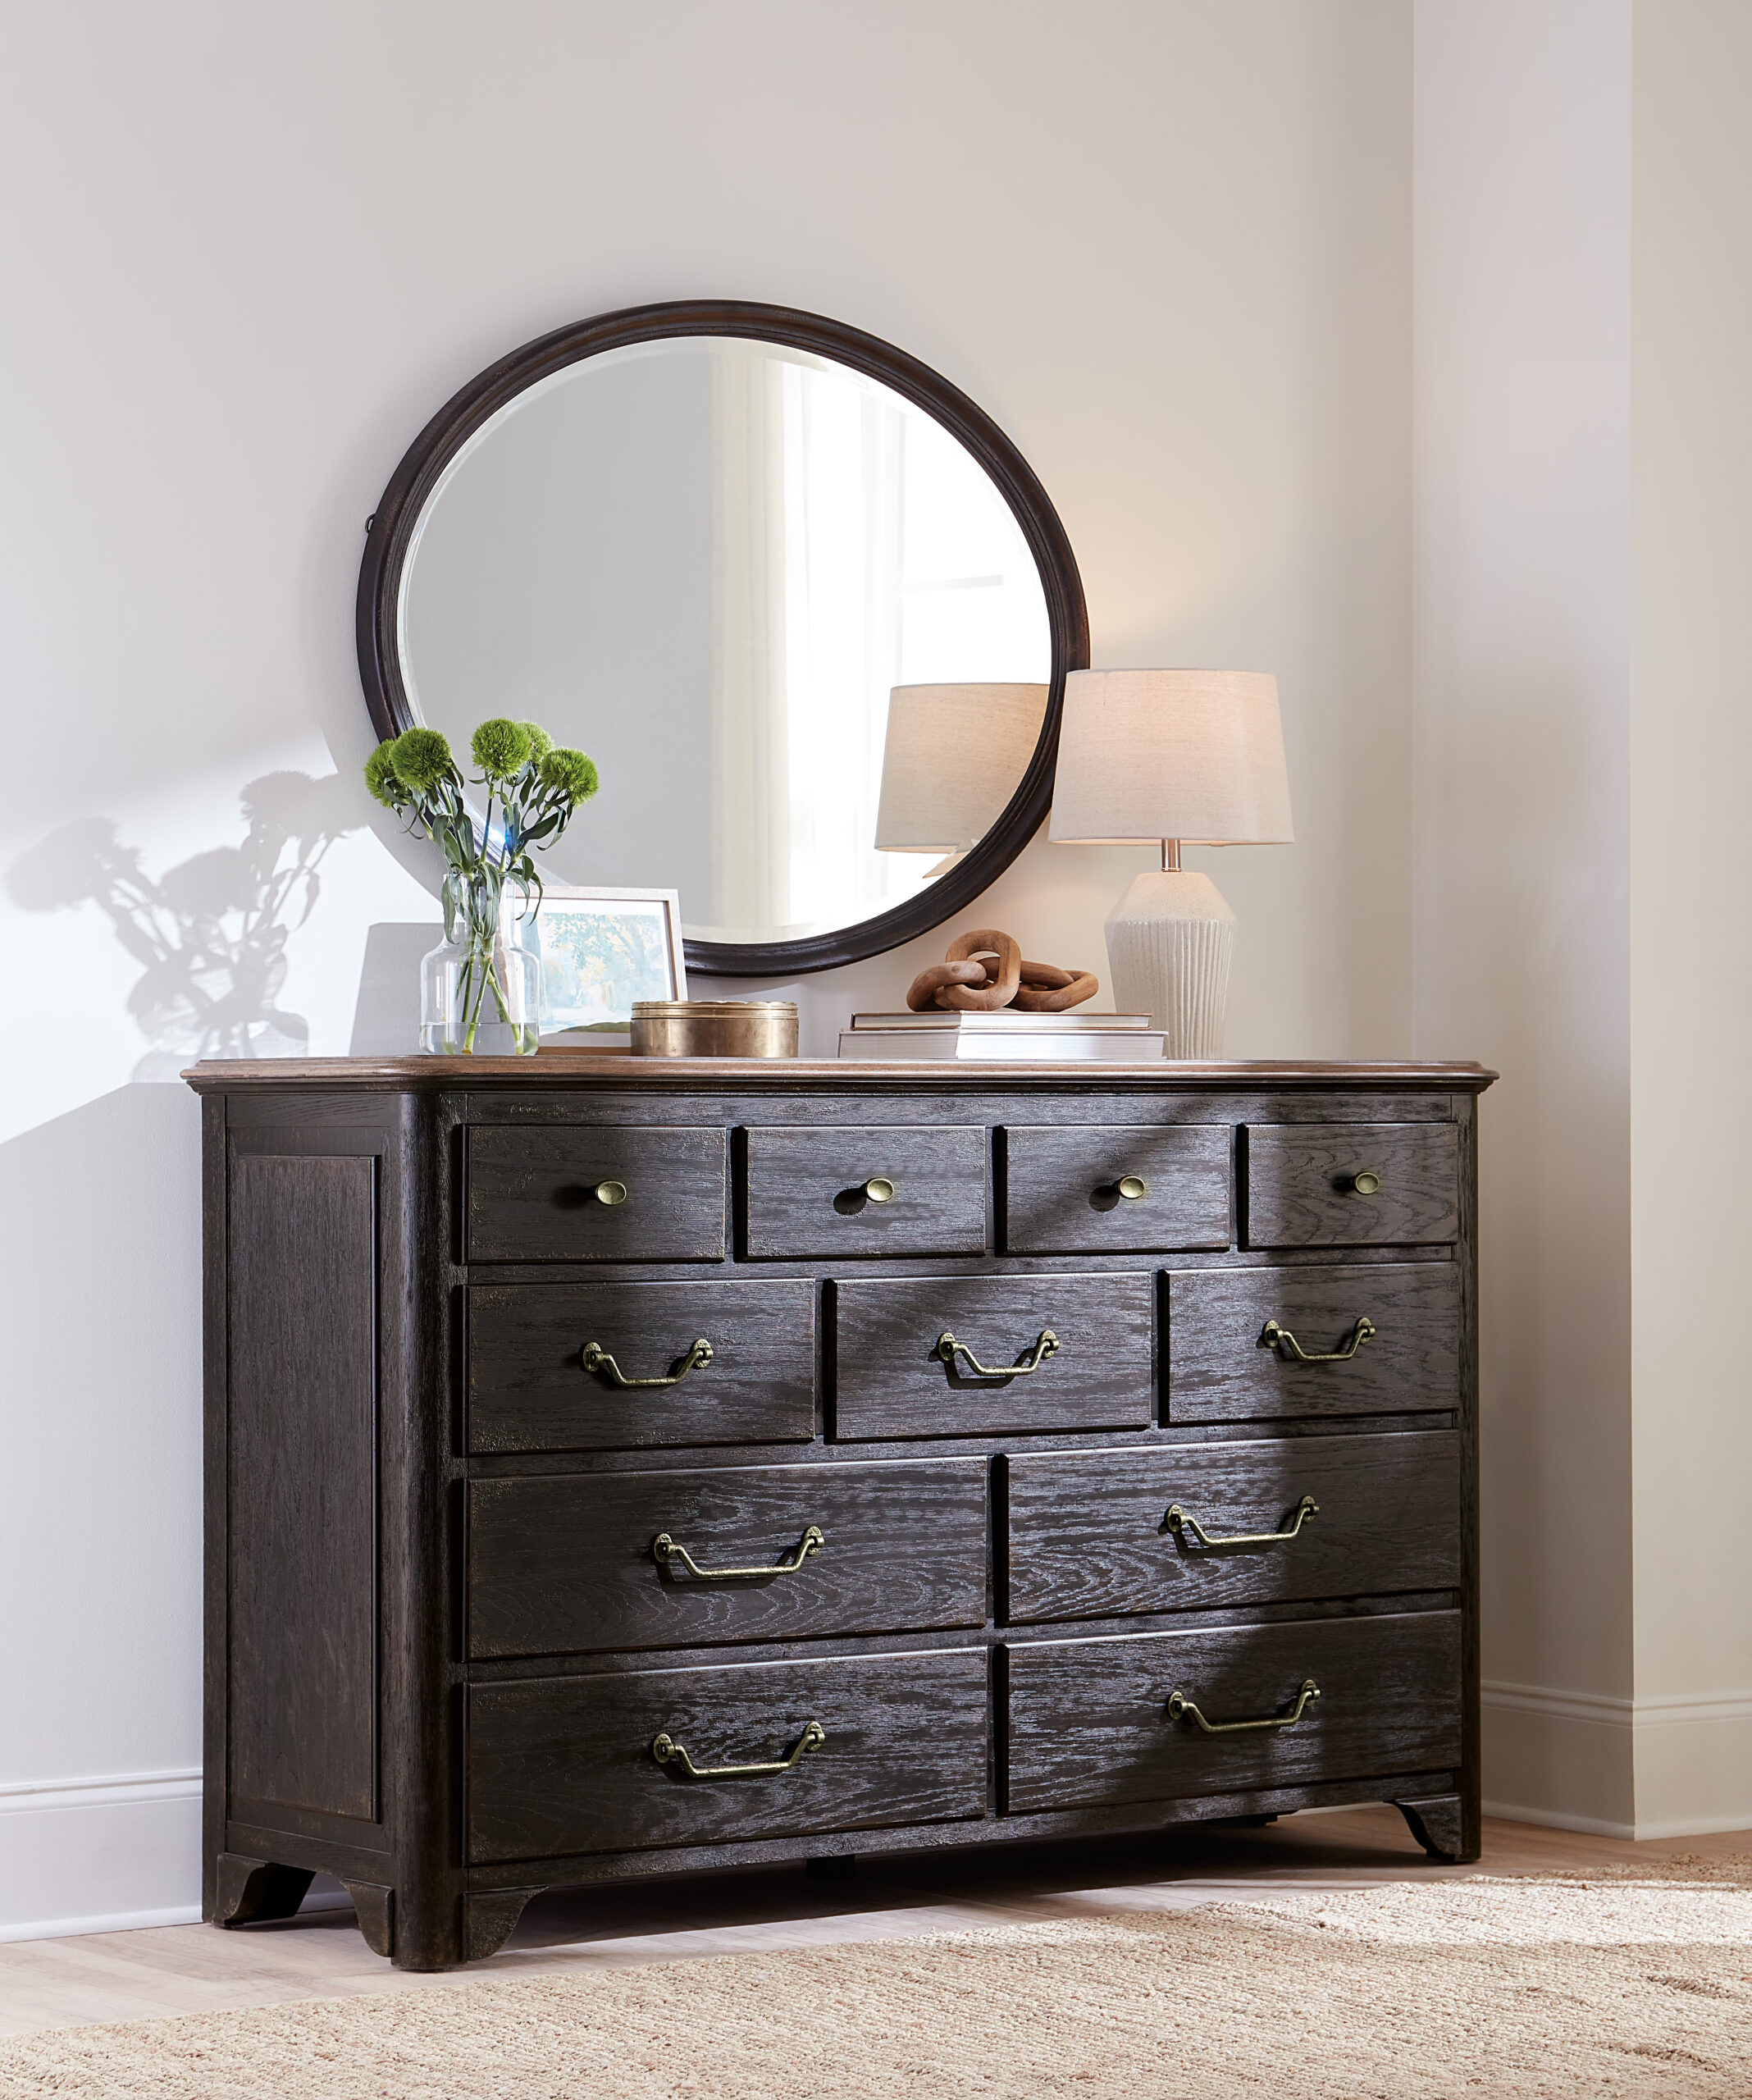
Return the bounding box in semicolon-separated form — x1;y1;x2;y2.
710;352;1049;941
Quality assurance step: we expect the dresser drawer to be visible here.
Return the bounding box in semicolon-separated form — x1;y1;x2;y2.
1244;1125;1459;1247
1005;1432;1460;1625
468;1457;988;1658
833;1273;1154;1440
744;1125;987;1259
1006;1609;1461;1815
1167;1263;1459;1423
1003;1125;1233;1253
468;1280;814;1453
467;1648;988;1863
467;1125;726;1262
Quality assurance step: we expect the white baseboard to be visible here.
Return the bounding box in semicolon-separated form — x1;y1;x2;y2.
1482;1679;1752;1839
0;1771;347;1945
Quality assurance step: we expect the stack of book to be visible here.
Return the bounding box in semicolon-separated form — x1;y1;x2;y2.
837;1010;1165;1061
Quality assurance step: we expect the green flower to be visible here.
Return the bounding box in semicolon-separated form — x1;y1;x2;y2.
389;727;456;793
363;742;405;808
541;746;600;806
471;717;534;779
518;720;554;762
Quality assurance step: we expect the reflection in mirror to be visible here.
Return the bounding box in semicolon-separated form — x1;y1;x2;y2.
399;338;1051;947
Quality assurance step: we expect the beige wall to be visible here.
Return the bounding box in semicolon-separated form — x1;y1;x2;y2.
0;1;1414;1936
1412;0;1636;1830
1630;0;1752;1833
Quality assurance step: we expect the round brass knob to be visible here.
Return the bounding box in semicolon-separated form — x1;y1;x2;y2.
863;1176;897;1203
1116;1175;1149;1202
1350;1168;1382;1198
594;1180;629;1207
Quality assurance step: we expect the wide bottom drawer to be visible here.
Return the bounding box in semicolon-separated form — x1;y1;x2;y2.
1005;1610;1460;1815
468;1648;988;1864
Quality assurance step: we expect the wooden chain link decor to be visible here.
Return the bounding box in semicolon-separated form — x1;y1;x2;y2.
906;929;1100;1015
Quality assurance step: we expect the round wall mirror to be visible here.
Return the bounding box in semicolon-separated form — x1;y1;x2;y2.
358;301;1087;975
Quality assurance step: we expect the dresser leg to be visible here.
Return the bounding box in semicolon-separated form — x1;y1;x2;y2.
1392;1793;1467;1862
463;1887;545;1962
212;1854;316;1927
340;1880;395;1959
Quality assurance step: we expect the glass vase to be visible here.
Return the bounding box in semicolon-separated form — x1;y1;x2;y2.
420;877;541;1056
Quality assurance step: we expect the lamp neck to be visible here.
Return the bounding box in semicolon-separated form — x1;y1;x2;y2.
1161;839;1182;874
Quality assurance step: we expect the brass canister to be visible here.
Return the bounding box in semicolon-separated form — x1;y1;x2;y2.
631;999;800;1059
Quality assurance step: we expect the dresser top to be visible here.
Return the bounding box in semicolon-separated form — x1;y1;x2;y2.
183;1055;1496;1096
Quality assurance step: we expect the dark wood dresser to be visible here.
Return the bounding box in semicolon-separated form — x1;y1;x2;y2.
185;1056;1492;1970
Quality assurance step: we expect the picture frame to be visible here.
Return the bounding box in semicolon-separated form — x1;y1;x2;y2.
531;885;688;1045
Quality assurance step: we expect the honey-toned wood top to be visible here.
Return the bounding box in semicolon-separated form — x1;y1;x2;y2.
183;1055;1496;1094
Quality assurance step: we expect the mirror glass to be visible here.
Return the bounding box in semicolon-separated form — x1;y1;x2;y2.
397;337;1052;947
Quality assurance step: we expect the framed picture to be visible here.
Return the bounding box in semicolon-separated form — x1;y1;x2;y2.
531;886;687;1043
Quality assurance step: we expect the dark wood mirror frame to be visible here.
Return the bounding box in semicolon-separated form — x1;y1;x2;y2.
357;299;1088;978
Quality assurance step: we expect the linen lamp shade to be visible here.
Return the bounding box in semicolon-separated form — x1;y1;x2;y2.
1047;669;1293;846
875;682;1049;853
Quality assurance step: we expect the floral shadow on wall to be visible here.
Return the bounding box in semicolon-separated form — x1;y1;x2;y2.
7;772;358;1079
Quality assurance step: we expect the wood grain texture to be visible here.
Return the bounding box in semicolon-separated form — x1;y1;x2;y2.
744;1125;987;1259
340;1882;394;1959
468;1280;815;1454
227;1153;379;1822
467;1649;988;1863
469;1459;988;1659
1167;1263;1461;1423
1394;1793;1465;1860
466;1125;725;1262
212;1856;314;1927
1005;1433;1461;1624
834;1273;1154;1440
1245;1125;1460;1248
1005;1610;1462;1814
1002;1123;1234;1253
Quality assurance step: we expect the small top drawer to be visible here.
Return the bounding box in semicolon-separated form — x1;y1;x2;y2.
468;1125;726;1262
1244;1124;1459;1247
744;1125;987;1259
1003;1124;1232;1253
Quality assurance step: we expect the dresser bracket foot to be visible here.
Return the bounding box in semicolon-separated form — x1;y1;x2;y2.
1393;1793;1466;1862
212;1855;316;1927
466;1887;544;1961
341;1880;395;1959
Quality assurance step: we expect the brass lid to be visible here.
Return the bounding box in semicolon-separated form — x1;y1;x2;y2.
632;1000;798;1017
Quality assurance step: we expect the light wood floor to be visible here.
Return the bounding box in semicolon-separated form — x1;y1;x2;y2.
2;1809;1747;2038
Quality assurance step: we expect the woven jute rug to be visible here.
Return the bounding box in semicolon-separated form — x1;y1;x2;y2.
5;1861;1750;2098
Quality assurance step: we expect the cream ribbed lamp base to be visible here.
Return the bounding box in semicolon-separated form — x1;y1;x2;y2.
1103;870;1237;1059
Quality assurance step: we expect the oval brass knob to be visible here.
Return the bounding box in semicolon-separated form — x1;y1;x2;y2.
594;1180;628;1207
1116;1175;1148;1202
1350;1168;1382;1198
863;1177;897;1203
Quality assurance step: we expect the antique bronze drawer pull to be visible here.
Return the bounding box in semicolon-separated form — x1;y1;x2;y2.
1116;1174;1148;1201
651;1524;826;1580
592;1179;629;1206
1167;1678;1321;1735
1164;1494;1320;1549
1260;1315;1376;1364
581;1337;714;1390
1348;1168;1382;1198
651;1719;827;1779
935;1327;1060;1379
863;1176;897;1203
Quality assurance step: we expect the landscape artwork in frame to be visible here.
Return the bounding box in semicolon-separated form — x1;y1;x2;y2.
532;886;687;1044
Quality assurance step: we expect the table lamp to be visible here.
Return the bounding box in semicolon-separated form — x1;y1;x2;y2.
1048;668;1293;1057
875;682;1049;870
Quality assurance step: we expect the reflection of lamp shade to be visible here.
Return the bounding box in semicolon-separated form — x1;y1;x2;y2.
875;683;1050;853
1047;669;1293;1059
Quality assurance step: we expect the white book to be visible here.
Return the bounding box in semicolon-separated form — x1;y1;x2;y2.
839;1028;1166;1062
848;1009;1154;1032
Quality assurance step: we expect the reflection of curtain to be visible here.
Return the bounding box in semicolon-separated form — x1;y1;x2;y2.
709;355;908;939
709;349;789;934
